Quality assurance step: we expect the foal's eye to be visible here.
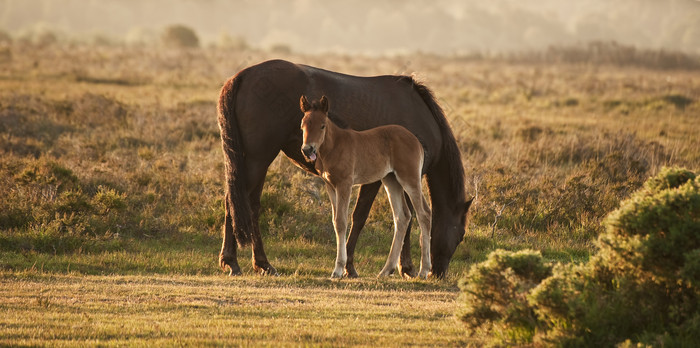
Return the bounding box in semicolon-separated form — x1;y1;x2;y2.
321;124;326;129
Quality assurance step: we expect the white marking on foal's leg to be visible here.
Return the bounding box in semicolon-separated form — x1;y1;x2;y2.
331;185;350;279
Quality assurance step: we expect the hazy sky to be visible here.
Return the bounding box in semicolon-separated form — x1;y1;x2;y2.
1;0;699;54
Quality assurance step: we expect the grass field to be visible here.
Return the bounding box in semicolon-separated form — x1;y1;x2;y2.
1;273;471;346
1;41;699;346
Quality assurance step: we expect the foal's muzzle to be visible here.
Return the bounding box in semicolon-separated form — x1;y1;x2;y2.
301;145;317;161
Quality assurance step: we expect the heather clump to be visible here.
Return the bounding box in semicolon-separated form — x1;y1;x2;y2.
459;168;700;346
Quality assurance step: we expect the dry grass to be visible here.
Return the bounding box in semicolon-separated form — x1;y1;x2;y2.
0;272;472;347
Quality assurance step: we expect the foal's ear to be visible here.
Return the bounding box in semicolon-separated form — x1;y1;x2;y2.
319;95;329;113
300;95;311;113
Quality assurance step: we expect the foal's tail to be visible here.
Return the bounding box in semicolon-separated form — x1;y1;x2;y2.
218;70;253;247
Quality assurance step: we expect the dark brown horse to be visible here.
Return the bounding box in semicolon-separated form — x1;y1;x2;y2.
217;59;472;278
300;95;432;279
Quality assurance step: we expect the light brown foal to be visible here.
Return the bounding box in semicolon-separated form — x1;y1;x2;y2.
300;95;432;279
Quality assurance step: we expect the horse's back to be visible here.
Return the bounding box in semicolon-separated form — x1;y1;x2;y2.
229;59;442;170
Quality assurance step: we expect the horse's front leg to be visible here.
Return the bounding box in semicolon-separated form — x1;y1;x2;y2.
398;193;417;278
329;183;351;279
345;181;382;278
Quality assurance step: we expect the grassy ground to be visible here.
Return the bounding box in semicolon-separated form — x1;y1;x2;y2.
1;272;471;347
1;42;699;346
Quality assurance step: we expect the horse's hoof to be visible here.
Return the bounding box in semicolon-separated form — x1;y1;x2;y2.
221;258;242;277
399;265;416;279
344;265;359;278
228;267;243;277
253;263;279;276
264;271;279;276
261;266;279;277
330;271;344;279
418;270;431;280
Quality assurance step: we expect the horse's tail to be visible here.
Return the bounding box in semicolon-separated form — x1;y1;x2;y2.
218;69;253;247
408;78;466;203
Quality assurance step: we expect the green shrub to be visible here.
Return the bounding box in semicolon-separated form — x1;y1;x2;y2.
457;249;552;346
92;186;126;215
459;167;700;346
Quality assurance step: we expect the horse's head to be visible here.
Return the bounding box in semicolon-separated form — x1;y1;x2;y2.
432;197;474;277
300;95;329;162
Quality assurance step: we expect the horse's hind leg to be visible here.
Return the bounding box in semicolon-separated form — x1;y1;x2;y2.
249;184;278;276
248;167;279;276
220;194;241;276
378;175;411;277
345;181;382;278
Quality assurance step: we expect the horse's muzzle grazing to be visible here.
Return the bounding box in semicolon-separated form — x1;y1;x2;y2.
301;145;317;161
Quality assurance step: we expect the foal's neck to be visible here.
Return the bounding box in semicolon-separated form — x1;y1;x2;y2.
319;118;348;155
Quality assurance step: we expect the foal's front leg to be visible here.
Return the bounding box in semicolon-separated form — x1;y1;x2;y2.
328;183;351;279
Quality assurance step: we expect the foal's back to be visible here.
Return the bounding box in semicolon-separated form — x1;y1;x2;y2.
347;124;424;185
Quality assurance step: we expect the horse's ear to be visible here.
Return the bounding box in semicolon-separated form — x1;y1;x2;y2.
319;95;329;113
300;95;311;113
464;197;474;214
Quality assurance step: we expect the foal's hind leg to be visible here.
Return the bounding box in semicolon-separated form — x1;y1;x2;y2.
403;185;432;279
378;176;411;277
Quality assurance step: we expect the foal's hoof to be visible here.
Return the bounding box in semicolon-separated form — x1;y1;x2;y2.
418;270;432;280
377;268;395;278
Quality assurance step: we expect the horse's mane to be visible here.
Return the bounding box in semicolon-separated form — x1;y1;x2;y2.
397;75;466;202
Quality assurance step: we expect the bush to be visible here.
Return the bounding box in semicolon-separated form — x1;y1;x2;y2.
457;249;552;346
161;24;200;48
459;167;700;346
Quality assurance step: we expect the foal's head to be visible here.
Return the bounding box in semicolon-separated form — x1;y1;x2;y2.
300;95;329;161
